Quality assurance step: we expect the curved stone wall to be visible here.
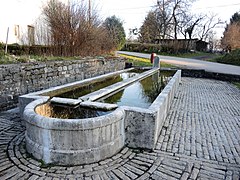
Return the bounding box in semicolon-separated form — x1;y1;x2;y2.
23;98;125;165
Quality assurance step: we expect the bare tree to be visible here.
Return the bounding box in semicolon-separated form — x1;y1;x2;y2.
185;17;202;39
195;13;222;41
155;0;173;39
155;0;196;39
34;15;51;46
30;0;118;56
171;0;196;39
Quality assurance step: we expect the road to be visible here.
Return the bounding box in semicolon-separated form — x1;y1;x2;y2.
118;51;240;76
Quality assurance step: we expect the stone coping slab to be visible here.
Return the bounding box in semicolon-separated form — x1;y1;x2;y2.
50;97;82;106
80;101;118;111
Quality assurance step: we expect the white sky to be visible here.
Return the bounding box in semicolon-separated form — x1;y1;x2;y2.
0;0;240;43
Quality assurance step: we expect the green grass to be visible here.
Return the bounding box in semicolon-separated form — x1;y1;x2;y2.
173;52;221;62
119;54;177;68
0;54;104;64
215;49;240;66
175;52;210;58
233;82;240;89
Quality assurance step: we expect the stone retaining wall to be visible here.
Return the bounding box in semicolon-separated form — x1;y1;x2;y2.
181;69;240;81
0;57;125;111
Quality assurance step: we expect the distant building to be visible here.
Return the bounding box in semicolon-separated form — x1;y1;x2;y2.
27;25;35;46
1;25;20;44
155;38;208;51
0;24;35;45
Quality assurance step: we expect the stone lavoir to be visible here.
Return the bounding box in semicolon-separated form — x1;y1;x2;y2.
20;62;181;165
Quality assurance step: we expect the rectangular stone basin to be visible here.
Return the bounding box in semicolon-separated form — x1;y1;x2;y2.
98;70;175;108
20;67;181;165
80;69;181;150
42;69;145;99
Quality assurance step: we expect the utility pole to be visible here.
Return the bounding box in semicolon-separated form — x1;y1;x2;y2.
5;27;9;55
163;0;165;39
88;0;91;23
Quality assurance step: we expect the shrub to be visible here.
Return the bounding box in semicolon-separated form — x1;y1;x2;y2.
122;43;161;53
121;42;188;54
216;49;240;66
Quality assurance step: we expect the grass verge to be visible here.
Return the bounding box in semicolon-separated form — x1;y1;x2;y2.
119;54;177;68
215;49;240;66
0;54;114;64
233;82;240;89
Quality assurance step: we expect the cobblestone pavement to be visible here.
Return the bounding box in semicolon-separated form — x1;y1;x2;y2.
0;78;240;179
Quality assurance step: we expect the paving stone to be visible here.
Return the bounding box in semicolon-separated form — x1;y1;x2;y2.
157;166;182;179
123;164;144;176
137;173;150;180
232;170;240;180
180;172;190;180
112;169;131;180
185;162;193;173
108;171;120;180
122;151;133;159
91;174;101;180
0;78;240;180
200;169;225;179
153;170;177;180
0;166;21;179
29;169;47;176
118;166;138;179
28;174;40;180
127;161;148;171
73;167;92;174
148;165;158;174
0;162;13;172
134;156;154;164
98;172;110;180
131;159;151;167
189;168;200;179
121;147;129;155
99;158;112;165
8;171;26;180
17;173;31;180
85;170;105;177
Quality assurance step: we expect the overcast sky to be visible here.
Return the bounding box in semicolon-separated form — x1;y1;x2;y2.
0;0;239;43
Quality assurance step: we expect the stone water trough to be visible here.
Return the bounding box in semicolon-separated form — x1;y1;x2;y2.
20;66;181;165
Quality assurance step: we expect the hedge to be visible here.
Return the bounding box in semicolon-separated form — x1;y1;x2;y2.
216;49;240;66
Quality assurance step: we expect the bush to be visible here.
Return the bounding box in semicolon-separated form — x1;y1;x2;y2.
0;42;4;57
122;43;161;53
216;49;240;66
121;42;189;54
